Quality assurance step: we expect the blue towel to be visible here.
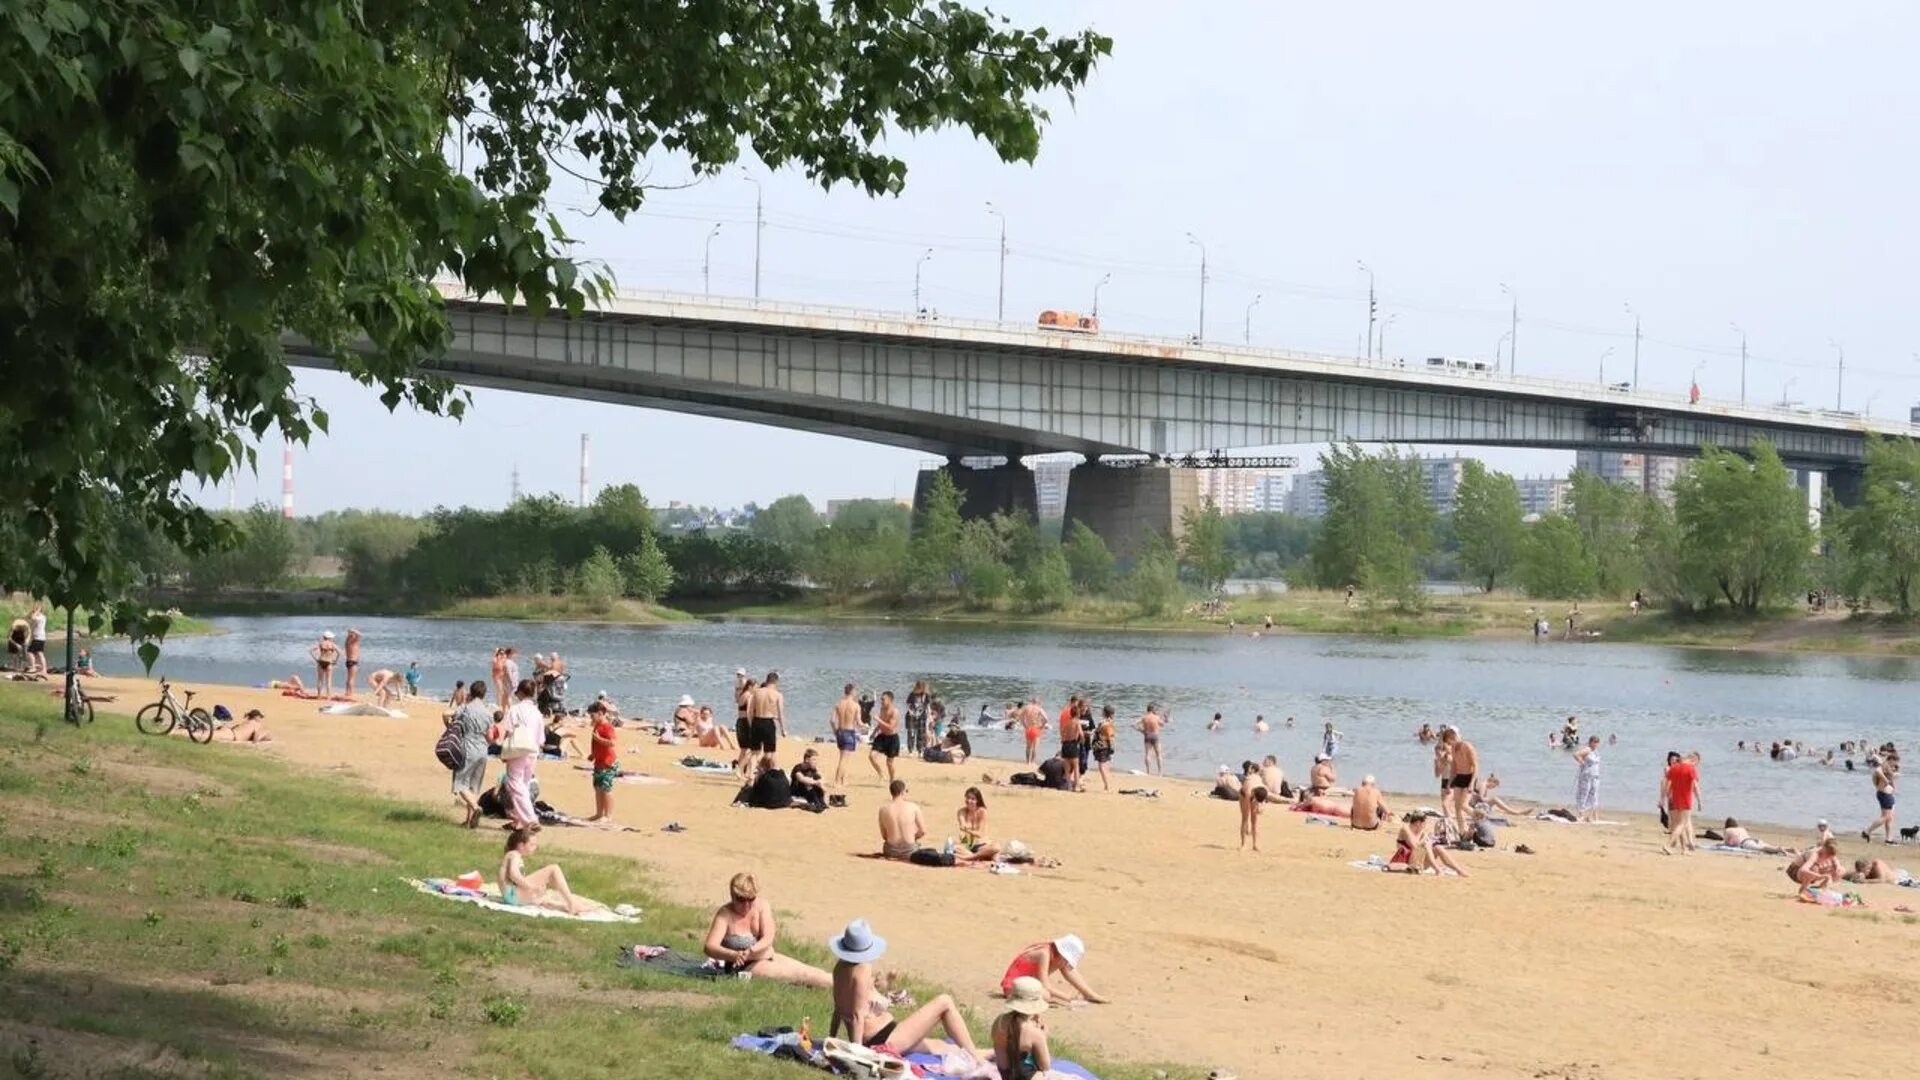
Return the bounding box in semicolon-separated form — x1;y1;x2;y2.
906;1052;1102;1079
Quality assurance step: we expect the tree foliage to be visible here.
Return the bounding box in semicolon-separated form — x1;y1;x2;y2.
0;1;1109;644
1124;533;1183;617
620;533;675;603
1518;514;1596;600
1833;437;1920;615
572;546;625;608
1671;442;1809;613
907;469;965;595
1453;460;1525;592
1016;546;1073;613
1179;500;1233;592
1566;471;1643;597
1307;443;1435;608
750;495;823;551
1062;521;1117;593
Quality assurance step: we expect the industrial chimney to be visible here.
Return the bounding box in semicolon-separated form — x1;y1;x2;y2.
579;433;591;507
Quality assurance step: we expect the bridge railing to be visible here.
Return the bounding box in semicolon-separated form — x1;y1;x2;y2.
436;280;1908;437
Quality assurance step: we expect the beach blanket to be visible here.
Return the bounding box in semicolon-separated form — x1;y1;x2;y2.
1301;815;1343;827
567;765;672;786
1797;886;1868;908
1349;857;1459;877
319;702;407;718
1702;843;1781;858
616;945;736;979
729;1034;1103;1080
279;689;352;701
1532;812;1626;826
679;759;736;775
407;877;638;922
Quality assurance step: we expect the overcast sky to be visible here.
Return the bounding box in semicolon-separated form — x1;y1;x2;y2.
221;1;1920;515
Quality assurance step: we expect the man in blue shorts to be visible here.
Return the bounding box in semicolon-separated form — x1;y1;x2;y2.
831;682;863;788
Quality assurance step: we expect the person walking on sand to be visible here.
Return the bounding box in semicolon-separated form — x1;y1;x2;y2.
904;680;931;757
831;683;862;788
342;628;362;695
1238;761;1266;852
1057;695;1083;791
586;700;618;823
1661;749;1701;855
501;679;544;831
309;631;339;697
1573;735;1602;823
1862;757;1898;844
445;681;493;828
1442;727;1478;838
1090;706;1118;792
26;602;48;675
870;690;902;784
489;648;508;713
1135;703;1166;775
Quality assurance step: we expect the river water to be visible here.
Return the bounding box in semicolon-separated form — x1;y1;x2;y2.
101;615;1914;829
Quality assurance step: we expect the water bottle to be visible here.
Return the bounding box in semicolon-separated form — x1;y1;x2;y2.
943;836;955;858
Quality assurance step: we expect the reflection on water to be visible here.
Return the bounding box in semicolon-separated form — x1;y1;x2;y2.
104;614;1919;828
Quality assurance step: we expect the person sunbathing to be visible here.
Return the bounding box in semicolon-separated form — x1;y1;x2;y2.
878;780;925;860
999;935;1107;1005
498;827;594;915
1211;765;1241;801
268;675;306;693
829;919;982;1058
1349;775;1390;830
956;787;1001;862
1393;812;1469;877
1719;818;1793;855
702;872;830;987
169;708;274;743
1844;858;1903;884
1470;774;1528;816
991;977;1054;1080
1292;790;1350;817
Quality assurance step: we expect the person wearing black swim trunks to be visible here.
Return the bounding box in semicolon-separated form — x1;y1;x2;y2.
1442;727;1479;839
746;671;786;771
1057;694;1083;790
869;690;902;784
733;670;756;778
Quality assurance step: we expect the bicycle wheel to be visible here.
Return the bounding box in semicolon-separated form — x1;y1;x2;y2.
65;693;93;726
134;703;177;736
186;708;215;744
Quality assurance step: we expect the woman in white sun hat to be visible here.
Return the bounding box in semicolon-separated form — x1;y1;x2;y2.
827;919;982;1059
991;976;1053;1080
998;934;1107;1005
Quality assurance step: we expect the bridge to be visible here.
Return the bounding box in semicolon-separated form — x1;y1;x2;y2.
290;287;1911;554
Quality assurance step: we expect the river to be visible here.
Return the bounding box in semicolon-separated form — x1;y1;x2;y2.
101;615;1914;829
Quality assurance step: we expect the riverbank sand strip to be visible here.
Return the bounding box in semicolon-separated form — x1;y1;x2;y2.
71;675;1920;1080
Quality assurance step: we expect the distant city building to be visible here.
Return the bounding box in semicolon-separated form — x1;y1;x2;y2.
1195;467;1290;515
1418;455;1470;515
1253;473;1290;513
1517;474;1571;517
1573;450;1686;505
1286;470;1329;518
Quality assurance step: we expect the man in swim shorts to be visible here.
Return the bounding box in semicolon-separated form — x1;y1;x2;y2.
1863;758;1898;844
1442;727;1478;838
831;682;862;788
878;779;925;860
1057;694;1082;790
1017;698;1047;766
342;628;362;694
870;690;902;785
1135;704;1165;776
746;671;786;771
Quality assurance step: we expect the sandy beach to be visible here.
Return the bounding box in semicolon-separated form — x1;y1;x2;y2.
69;674;1920;1080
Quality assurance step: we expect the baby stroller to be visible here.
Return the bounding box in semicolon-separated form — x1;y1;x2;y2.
535;670;569;716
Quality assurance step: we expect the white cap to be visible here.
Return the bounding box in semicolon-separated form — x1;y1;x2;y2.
1052;934;1085;969
736;667;747;676
322;631;335;639
1363;774;1376;785
1217;764;1231;774
596;691;610;700
1817;819;1829;828
677;694;695;707
1314;752;1330;763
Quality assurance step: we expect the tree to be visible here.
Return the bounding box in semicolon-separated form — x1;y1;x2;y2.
1518;515;1597;599
338;511;425;594
750;495;823;551
804;523;907;598
1566;471;1643;597
0;3;1109;650
829;500;913;535
620;534;675;603
1672;441;1809;613
1836;437;1920;614
1179;500;1234;592
907;470;966;595
1016;547;1073;613
956;519;1009;607
572;546;624;609
1063;521;1117;594
1635;498;1711;613
1307;444;1434;608
185;505;294;591
1453;461;1525;592
1124;533;1183;617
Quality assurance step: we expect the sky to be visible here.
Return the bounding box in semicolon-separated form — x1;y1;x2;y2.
217;1;1920;515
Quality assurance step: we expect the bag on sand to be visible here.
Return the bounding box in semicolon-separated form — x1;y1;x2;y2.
909;848;957;867
822;1039;909;1079
434;728;466;772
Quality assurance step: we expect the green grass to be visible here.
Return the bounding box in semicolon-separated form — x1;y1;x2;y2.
0;687;1189;1080
426;595;696;625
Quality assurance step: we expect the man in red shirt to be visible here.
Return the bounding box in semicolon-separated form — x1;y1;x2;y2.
587;700;619;823
1661;750;1702;855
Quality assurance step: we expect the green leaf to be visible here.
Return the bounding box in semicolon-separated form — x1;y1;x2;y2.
178;46;203;78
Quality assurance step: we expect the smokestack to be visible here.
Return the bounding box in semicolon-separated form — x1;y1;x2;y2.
280;441;294;519
579;433;591;507
511;463;521;502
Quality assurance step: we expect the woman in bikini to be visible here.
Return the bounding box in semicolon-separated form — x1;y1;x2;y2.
998;935;1108;1004
701;872;829;987
991;977;1053;1080
955;787;1001;862
497;827;593;915
828;919;981;1058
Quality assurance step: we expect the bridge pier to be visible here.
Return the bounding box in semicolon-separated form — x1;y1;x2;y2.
913;461;1039;524
1061;463;1201;562
1825;464;1865;509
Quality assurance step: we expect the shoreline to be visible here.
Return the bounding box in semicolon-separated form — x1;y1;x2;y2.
47;674;1920;1079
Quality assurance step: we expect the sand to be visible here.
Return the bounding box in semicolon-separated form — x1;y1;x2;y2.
65;674;1920;1080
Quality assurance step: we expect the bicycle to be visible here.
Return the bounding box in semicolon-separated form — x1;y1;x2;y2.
135;680;215;744
62;672;93;726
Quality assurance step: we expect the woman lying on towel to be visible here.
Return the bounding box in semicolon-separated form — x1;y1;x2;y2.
702;872;830;988
499;827;597;915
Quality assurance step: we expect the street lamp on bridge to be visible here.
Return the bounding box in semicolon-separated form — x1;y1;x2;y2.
1092;273;1111;319
1500;282;1518;374
702;222;723;296
1185;233;1208;341
1357;261;1377;358
1730;323;1748;405
1828;338;1845;411
1780;376;1798;407
1244;294;1261;345
740;169;763;302
1623;302;1641;388
913;248;934;313
1597;346;1614;383
1380;313;1397;358
1495;329;1512;368
985;202;1007;322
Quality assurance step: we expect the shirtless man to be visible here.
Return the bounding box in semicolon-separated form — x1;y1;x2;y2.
343;628;362;695
366;668;402;708
1718;819;1792;855
1308;754;1337;796
1135;704;1166;775
1017;698;1047;766
830;683;862;788
747;672;787;771
1259;755;1285;798
877;779;926;860
733;670;756;777
1845;857;1903;884
1442;727;1479;838
1350;775;1390;830
1862;758;1898;844
869;690;902;784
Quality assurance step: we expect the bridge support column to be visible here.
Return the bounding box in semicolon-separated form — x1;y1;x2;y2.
1825;464;1865;510
1061;464;1201;562
913;462;1039;524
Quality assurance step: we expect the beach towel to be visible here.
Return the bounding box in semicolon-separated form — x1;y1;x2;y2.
407;877;638;922
1702;843;1780;858
907;1052;1103;1080
1301;815;1344;827
1532;812;1625;826
1349;857;1459;877
1116;788;1160;798
679;759;736;775
319;702;407;718
617;945;738;979
1796;886;1868;908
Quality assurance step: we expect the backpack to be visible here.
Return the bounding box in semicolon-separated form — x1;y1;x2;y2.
435;727;466;772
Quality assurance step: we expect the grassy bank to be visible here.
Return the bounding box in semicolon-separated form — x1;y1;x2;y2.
0;687;1180;1079
1587;606;1920;655
163;590;694;627
3;598;217;642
